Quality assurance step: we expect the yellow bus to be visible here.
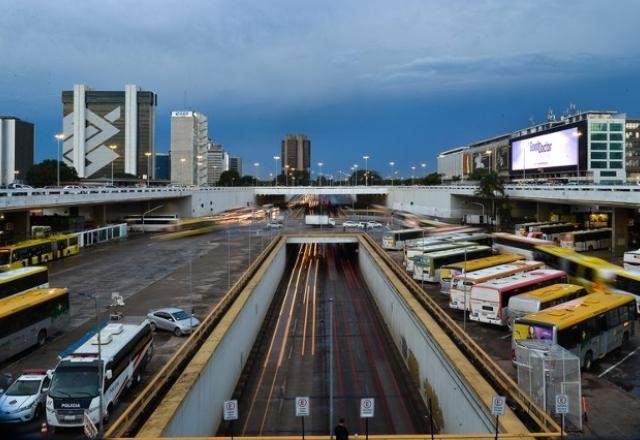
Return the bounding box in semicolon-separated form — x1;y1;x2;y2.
506;283;587;328
513;292;636;370
0;234;80;271
0;266;49;300
0;288;70;363
532;245;620;291
601;268;640;315
439;252;525;294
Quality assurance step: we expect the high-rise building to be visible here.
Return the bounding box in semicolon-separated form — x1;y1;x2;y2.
170;111;208;185
61;84;157;179
229;156;243;176
626;119;640;180
206;141;225;185
281;134;310;176
155;152;170;181
0;116;34;185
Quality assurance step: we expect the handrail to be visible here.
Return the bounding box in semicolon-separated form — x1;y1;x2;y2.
360;234;560;434
105;233;284;438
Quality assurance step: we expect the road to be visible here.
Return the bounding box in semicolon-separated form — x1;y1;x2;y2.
233;242;426;437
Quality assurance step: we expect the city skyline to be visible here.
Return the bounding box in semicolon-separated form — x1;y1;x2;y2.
1;1;639;178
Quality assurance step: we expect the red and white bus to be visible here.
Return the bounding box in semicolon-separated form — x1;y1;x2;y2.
469;269;567;326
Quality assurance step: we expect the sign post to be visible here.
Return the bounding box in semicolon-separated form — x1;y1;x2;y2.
360;398;374;440
491;396;506;440
296;397;310;440
555;394;569;440
223;400;239;440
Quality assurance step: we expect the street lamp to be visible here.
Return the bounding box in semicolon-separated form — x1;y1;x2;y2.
411;165;416;185
285;164;290;186
273;155;280;186
109;145;118;186
55;133;65;187
353;164;359;186
317;162;323;186
253;162;260;186
363;155;370;186
180;157;186;185
145;152;152;186
389;161;395;186
485;150;492;172
421;162;427;178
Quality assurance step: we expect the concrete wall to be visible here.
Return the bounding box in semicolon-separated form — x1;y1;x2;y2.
163;242;286;436
189;188;255;217
357;244;495;433
387;187;459;219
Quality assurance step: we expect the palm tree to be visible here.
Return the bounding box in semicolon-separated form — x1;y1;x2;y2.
474;170;506;230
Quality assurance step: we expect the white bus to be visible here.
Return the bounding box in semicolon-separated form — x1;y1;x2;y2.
491;232;552;259
623;249;640;271
469;269;567;326
382;228;428;250
413;245;494;283
529;223;578;242
46;319;153;428
514;221;558;237
506;283;587;329
449;260;544;311
124;214;180;232
560;228;612;252
0;266;49;300
0;288;70;363
404;241;474;273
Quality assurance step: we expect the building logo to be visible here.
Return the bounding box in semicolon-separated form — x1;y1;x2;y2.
62;107;120;177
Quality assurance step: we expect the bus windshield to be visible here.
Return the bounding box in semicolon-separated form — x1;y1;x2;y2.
49;366;99;398
0;250;10;265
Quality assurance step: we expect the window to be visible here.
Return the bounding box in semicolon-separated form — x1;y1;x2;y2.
610;143;623;150
609;123;624;132
610;152;623;160
591;123;607;131
591;142;607;150
591;152;607;160
610;133;623;141
591;161;607;169
591;133;607;141
610;161;623;169
601;171;617;177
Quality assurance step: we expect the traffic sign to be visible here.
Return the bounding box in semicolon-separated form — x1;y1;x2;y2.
360;398;375;418
224;399;239;421
296;396;310;417
83;411;98;439
555;394;569;414
491;396;506;416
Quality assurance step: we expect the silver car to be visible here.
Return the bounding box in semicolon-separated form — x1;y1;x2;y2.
0;369;50;423
147;307;201;336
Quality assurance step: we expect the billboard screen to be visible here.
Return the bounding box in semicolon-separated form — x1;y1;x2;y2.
511;127;578;171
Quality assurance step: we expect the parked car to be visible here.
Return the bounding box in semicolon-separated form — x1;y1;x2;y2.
147;307;200;336
62;185;84;193
366;221;383;228
343;221;364;228
265;222;283;229
0;369;50;423
0;183;32;190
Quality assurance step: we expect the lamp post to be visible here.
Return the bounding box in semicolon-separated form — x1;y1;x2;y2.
317;162;323;186
55;133;65;187
363;155;370;186
389;161;395;186
109;145;118;186
285;164;290;186
180;157;186;185
353;164;359;186
253;162;260;186
421;162;427;179
273;155;280;186
145;152;152;186
411;165;416;185
485;150;492;172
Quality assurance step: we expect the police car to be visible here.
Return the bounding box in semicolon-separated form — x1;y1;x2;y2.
0;369;50;423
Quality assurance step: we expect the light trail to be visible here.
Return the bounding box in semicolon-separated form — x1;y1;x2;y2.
311;257;319;355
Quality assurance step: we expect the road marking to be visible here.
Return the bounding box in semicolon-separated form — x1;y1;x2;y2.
598;345;640;378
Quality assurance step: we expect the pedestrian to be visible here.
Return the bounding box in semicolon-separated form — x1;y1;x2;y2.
335;418;349;440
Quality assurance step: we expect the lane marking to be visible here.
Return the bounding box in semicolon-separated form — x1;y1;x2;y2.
598;345;640;378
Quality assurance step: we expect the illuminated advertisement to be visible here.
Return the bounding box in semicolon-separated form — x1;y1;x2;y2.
511;127;579;171
513;322;554;342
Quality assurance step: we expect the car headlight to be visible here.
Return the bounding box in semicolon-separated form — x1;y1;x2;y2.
46;397;53;409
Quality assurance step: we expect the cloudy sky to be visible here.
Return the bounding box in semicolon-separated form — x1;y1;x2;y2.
1;0;639;178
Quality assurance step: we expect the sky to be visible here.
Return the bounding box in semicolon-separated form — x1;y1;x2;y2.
1;0;639;179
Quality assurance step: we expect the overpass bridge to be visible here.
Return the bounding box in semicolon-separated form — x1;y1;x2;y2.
106;233;560;439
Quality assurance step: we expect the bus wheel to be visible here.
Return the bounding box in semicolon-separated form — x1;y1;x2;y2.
37;330;47;347
583;351;593;370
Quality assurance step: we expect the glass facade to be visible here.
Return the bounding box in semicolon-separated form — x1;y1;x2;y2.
591;133;607;141
591;122;608;131
591;152;607;160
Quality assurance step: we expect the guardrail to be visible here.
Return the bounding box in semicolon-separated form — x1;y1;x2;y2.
360;233;560;435
105;232;284;438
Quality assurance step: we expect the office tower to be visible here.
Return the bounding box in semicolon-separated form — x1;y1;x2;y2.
281;134;310;176
229;156;242;175
61;84;157;179
206;142;225;185
170;111;208;185
0;116;34;185
155;152;170;181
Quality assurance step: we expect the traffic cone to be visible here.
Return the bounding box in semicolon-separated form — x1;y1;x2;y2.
40;422;48;438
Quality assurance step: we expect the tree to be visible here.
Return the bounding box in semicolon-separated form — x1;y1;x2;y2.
218;170;240;186
473;170;506;230
26;160;79;187
239;175;255;186
422;172;442;185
